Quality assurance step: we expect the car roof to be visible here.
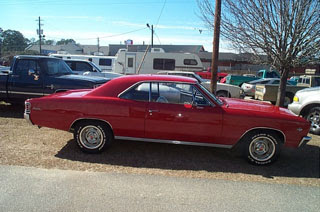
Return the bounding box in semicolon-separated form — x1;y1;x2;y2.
88;74;197;97
63;59;92;62
15;55;61;60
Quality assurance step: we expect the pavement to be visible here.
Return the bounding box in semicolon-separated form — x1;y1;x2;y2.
0;165;319;212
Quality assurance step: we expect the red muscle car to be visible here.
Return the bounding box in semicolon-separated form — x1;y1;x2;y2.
24;75;311;165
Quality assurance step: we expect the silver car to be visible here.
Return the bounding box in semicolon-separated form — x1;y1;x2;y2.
288;87;320;135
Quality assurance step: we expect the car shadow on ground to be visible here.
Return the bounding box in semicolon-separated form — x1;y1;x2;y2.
0;103;24;118
55;138;320;179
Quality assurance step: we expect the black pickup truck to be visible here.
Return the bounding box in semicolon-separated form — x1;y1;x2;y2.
0;55;109;104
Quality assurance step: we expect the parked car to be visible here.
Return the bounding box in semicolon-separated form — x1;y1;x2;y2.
24;75;311;165
297;75;320;87
195;67;228;80
226;69;280;86
241;78;295;97
288;87;320;135
157;71;244;98
64;59;123;79
0;55;109;104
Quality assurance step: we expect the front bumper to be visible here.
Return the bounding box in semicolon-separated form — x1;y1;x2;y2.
24;112;33;125
298;136;312;147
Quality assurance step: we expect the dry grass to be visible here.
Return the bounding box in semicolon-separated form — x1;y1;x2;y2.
0;103;319;186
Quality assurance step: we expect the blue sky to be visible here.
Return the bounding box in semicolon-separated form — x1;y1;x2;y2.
0;0;232;52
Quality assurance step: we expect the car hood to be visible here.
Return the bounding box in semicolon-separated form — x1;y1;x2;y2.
221;97;296;117
56;74;109;83
296;86;320;95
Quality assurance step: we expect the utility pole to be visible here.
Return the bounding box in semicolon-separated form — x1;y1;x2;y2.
37;16;43;55
97;37;100;53
210;0;221;95
146;24;154;47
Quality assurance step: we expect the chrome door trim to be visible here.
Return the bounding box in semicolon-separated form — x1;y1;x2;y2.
115;136;232;149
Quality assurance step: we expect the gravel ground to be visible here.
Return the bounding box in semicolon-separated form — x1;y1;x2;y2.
0;103;319;186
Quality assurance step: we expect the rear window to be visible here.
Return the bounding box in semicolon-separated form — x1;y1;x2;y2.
153;59;175;70
99;59;112;66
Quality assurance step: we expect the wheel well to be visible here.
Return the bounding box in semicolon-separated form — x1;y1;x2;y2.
70;119;114;137
216;90;231;97
300;103;320;117
236;128;285;147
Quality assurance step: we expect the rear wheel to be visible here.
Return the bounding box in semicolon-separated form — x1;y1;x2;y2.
305;107;320;135
74;121;113;153
244;131;281;165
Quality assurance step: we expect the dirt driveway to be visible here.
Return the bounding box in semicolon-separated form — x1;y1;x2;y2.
0;103;319;186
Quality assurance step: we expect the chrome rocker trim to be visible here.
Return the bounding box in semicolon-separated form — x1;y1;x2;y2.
298;136;312;147
115;136;232;149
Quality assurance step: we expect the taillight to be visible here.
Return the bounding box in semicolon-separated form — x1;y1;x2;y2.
25;101;31;114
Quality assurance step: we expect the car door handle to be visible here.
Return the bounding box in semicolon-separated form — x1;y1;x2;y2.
148;109;159;113
46;84;54;89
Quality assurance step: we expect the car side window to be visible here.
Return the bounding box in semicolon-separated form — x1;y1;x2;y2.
76;62;92;72
151;82;210;106
120;82;150;102
15;59;40;76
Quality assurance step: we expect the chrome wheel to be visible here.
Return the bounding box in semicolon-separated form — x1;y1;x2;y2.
306;108;320;133
79;125;104;149
249;136;276;162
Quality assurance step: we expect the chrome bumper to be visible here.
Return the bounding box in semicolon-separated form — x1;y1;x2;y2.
298;136;312;147
24;112;33;125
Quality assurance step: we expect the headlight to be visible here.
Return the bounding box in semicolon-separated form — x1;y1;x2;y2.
293;96;299;102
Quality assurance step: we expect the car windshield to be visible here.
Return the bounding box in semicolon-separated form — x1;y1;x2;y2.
41;59;73;76
198;83;223;106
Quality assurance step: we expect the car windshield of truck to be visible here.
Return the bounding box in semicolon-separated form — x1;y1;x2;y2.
42;59;73;76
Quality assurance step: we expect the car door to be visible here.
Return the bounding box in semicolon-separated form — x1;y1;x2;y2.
144;82;223;143
7;59;44;101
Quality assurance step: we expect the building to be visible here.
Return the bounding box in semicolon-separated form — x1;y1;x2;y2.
25;43;109;55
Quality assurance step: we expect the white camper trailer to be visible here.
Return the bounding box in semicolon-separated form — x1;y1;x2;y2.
49;53;116;71
114;48;203;74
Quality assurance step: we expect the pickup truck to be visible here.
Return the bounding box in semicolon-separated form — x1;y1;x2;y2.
195;67;228;81
226;69;280;86
0;55;109;104
254;75;319;106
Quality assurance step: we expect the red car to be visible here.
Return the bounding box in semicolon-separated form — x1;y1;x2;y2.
195;67;228;80
24;75;311;165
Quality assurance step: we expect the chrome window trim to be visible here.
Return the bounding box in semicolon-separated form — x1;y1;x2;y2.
117;80;214;107
7;91;49;96
115;136;232;149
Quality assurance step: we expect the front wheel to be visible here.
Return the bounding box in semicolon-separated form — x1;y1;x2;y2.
74;121;113;153
244;132;281;165
305;107;320;135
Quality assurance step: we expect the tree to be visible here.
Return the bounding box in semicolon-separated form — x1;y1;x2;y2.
1;30;29;53
198;0;320;107
56;39;76;45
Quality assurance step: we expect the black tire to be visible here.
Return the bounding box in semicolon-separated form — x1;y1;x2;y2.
216;90;229;97
305;107;320;135
74;120;113;153
243;131;281;165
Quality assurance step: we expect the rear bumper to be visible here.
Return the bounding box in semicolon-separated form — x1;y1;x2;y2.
298;136;312;147
24;113;33;125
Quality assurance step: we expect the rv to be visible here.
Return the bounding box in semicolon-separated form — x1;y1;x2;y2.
114;48;203;74
49;53;116;71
